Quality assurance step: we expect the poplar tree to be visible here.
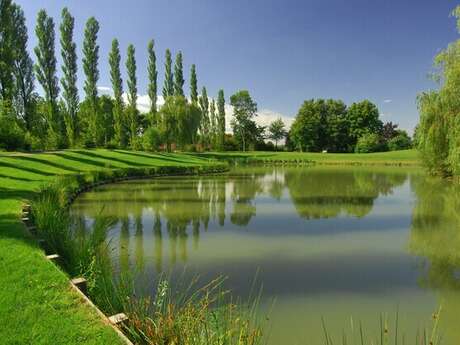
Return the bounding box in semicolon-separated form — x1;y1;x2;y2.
60;7;78;146
147;39;157;126
199;86;209;147
82;16;100;145
109;39;125;147
162;49;173;98
217;89;226;150
126;44;138;145
34;9;61;147
0;0;14;103
209;99;217;148
12;4;35;131
190;64;198;104
174;51;184;97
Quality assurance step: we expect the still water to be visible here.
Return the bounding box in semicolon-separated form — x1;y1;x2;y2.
71;166;460;344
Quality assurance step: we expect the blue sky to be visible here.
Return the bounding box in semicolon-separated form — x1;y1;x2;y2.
16;0;460;132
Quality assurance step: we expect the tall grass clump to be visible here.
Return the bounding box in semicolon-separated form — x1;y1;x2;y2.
321;308;442;345
122;276;264;345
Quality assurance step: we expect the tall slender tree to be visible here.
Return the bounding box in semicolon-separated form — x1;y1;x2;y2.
147;39;158;127
190;64;198;104
109;39;125;147
162;49;173;98
34;9;61;147
12;4;35;131
82;16;100;145
174;51;184;97
217;89;226;150
0;0;14;104
199;86;209;147
126;44;138;145
60;7;78;147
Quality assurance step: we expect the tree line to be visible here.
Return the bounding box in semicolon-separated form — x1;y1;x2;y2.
0;1;229;151
288;99;411;153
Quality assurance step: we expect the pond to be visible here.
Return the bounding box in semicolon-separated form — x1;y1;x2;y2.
71;166;460;345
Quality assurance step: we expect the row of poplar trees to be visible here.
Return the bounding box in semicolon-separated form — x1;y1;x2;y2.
0;0;227;151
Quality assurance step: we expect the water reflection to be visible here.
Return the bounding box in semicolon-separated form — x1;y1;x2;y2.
70;166;460;344
409;176;460;343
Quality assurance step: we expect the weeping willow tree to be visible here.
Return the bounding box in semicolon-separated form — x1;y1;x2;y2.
418;6;460;176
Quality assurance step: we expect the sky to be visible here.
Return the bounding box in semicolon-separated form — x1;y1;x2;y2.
15;0;460;133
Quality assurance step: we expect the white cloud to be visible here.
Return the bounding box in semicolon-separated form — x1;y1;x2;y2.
97;86;113;95
383;99;392;104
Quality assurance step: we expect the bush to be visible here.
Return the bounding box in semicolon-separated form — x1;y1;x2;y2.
354;133;383;153
142;127;161;151
0;106;26;151
388;131;412;151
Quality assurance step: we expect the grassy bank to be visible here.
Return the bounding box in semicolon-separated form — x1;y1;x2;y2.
191;149;420;165
0;149;221;344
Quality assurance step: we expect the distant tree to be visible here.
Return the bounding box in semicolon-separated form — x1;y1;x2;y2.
109;39;125;147
217;89;226;151
355;132;382;153
346;100;383;147
11;4;35;132
147;39;158;127
190;64;198;104
59;7;79;147
209;99;217;148
268;118;287;149
388;130;412;151
162;49;174;98
34;9;61;148
126;44;138;146
199;86;210;147
99;94;114;145
289;99;322;152
230;90;259;151
82;16;100;145
173;51;184;97
382;121;398;142
0;0;14;104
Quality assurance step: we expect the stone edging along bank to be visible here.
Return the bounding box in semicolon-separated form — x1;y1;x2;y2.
20;164;228;345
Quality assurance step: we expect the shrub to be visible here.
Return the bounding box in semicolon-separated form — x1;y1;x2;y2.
388;131;412;151
0;103;26;151
142;127;161;151
354;133;383;153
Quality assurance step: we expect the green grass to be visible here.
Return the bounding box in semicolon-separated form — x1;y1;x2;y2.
189;149;420;165
0;149;219;345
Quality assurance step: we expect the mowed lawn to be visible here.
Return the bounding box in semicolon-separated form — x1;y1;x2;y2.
193;149;420;165
0;149;216;345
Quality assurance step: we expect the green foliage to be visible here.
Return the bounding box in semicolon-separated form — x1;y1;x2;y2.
268;118;286;149
34;9;62;148
217;89;226;150
99;95;114;146
109;39;126;148
162;49;174;99
190;64;198;104
173;51;184;97
143;126;161;151
290;99;384;153
199;86;210;147
82;17;100;146
147;39;157;126
12;4;35;132
230;90;260;151
388;130;412;151
354;132;382;153
0;0;14;103
0;100;25;150
60;7;79;147
126;44;138;147
417;6;460;176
